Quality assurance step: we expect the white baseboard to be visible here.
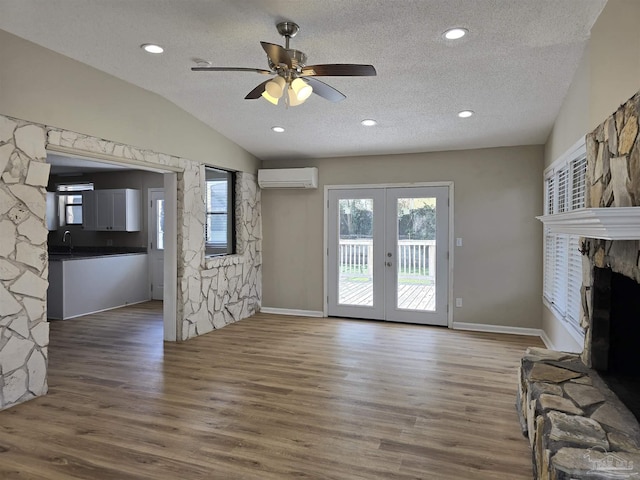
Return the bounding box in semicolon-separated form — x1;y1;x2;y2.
452;322;544;339
539;330;556;350
257;314;548;342
259;307;324;318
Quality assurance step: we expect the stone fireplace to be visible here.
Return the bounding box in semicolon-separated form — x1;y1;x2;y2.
518;91;640;478
589;266;640;421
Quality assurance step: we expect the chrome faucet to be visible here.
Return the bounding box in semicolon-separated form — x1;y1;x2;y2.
62;230;73;251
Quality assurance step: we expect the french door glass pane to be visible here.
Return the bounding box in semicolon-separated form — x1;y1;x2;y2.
396;197;436;311
338;198;374;306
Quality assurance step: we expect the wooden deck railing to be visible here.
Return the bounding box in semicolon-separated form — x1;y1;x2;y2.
339;239;435;280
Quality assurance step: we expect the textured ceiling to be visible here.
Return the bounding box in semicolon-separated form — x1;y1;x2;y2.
0;0;607;162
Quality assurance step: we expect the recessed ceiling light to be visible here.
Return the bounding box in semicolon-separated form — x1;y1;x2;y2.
271;126;285;133
361;119;377;127
141;43;164;54
458;110;474;118
444;28;468;40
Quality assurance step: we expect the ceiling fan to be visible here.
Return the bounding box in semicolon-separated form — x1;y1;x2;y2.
192;21;376;106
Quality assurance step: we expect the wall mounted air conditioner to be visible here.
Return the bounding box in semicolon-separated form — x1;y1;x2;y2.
258;167;318;189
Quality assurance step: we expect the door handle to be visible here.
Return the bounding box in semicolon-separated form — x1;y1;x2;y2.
386;261;392;267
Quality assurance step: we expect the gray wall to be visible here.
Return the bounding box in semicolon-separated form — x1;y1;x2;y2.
261;145;544;329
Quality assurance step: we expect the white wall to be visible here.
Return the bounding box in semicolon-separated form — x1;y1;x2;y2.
0;29;259;173
542;0;640;351
262;146;544;329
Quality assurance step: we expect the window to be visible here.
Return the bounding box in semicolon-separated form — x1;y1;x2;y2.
543;144;586;339
205;167;235;256
56;183;94;226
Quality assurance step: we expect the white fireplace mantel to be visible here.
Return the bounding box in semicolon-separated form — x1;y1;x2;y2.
537;207;640;240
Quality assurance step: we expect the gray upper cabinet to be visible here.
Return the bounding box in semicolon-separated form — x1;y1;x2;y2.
83;189;141;232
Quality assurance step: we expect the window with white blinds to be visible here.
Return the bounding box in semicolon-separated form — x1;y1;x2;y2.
543;144;586;339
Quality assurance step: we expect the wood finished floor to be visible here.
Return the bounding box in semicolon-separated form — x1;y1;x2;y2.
0;302;542;479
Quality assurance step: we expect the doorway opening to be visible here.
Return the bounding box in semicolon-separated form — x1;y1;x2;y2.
45;149;179;341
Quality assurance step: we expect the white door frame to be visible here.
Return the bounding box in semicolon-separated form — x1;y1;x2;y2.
323;182;454;328
163;173;178;342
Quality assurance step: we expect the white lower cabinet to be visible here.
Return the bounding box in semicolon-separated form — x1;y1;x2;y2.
47;253;149;320
83;189;141;231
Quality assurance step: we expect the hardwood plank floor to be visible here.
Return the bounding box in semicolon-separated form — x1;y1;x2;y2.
0;302;541;479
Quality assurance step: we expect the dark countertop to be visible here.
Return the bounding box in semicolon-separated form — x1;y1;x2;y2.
48;247;147;261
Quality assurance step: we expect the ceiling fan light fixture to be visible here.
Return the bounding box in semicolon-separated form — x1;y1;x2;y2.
261;90;280;105
291;78;313;102
287;87;304;107
265;76;286;98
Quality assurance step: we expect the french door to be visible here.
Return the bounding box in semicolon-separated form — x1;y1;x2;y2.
327;186;449;325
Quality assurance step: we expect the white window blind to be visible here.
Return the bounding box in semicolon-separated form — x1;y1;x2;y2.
545;175;555;215
557;166;569;213
571;156;587;210
542;141;586;341
566;236;582;329
552;234;569;316
543;231;556;299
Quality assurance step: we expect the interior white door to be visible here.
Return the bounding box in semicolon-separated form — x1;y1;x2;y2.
327;186;449;325
149;188;165;300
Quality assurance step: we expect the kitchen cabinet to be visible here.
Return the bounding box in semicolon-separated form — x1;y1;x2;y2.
83;189;141;231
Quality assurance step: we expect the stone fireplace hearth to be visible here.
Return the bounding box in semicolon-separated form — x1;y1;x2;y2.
518;91;640;479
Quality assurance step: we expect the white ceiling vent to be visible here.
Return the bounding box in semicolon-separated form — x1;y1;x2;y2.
258;167;318;189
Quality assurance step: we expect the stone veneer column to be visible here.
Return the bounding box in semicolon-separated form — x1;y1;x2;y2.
0;116;50;409
178;168;262;340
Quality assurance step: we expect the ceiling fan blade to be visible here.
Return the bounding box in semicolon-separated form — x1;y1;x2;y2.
191;66;271;75
305;77;346;102
244;80;270;99
260;42;292;68
301;64;377;77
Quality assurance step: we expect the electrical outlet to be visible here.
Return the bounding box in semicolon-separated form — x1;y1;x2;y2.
456;237;463;247
106;239;113;246
455;297;462;307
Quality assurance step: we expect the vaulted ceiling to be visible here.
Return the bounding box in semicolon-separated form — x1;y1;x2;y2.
0;0;607;161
